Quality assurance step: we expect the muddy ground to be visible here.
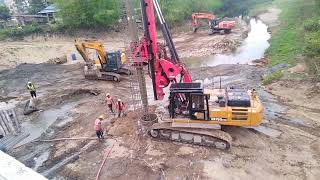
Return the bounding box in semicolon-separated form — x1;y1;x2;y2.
2;62;319;180
1;9;320;180
0;18;247;70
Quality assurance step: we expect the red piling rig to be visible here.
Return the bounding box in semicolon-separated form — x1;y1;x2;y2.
130;0;192;100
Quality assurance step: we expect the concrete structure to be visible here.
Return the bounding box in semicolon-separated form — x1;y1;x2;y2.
0;150;47;180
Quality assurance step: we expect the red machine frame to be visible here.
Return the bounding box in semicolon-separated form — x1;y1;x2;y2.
130;0;192;100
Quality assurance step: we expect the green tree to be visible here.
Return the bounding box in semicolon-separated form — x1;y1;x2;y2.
28;0;47;14
54;0;119;28
159;0;223;24
0;5;10;21
14;0;29;14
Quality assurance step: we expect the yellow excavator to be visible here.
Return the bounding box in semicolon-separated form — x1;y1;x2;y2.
133;0;264;150
74;39;131;81
150;84;263;149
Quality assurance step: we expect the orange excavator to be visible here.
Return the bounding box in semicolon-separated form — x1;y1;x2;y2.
192;13;236;34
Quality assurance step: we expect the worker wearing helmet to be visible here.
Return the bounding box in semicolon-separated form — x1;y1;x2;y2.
94;115;104;140
105;93;114;113
116;99;125;117
26;81;37;98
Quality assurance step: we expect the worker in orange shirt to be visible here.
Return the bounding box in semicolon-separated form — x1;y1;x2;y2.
116;99;125;117
94;115;104;140
105;93;115;113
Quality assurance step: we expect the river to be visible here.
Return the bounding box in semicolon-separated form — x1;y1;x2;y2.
184;18;271;68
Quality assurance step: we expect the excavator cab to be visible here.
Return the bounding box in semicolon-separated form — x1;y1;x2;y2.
169;83;210;120
102;51;122;72
168;82;263;126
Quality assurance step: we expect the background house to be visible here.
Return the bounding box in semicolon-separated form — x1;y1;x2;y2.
38;4;58;23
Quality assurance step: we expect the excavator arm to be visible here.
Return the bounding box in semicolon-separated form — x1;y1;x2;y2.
74;39;107;66
192;13;216;32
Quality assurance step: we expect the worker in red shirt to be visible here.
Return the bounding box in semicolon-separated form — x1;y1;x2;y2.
105;93;114;113
116;99;125;117
94;115;104;140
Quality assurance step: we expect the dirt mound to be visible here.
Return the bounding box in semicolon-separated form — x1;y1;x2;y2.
47;56;67;64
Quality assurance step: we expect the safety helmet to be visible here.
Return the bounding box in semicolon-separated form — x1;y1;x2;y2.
106;93;110;96
98;115;104;120
118;99;121;102
28;81;32;84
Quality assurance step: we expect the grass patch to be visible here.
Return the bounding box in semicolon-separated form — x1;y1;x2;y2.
266;0;320;66
262;71;284;85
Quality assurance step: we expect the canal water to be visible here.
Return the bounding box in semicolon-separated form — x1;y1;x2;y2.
184;18;271;68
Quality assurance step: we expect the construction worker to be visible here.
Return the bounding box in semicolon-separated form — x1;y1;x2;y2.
105;93;114;113
116;99;125;117
94;115;104;140
26;81;36;98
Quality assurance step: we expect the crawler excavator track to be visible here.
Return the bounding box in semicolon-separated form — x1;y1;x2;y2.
149;122;232;150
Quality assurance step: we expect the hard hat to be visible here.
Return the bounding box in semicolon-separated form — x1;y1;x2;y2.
106;93;110;96
99;115;104;120
118;99;121;102
28;81;32;84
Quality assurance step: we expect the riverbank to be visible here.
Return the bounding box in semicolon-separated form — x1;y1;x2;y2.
0;17;248;71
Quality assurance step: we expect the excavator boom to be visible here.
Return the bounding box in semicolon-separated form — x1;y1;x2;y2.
74;39;107;65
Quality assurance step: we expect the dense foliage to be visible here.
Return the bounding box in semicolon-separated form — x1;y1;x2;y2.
159;0;223;24
0;5;10;21
54;0;119;29
218;0;272;16
0;23;42;40
53;0;272;29
266;0;320;79
14;0;47;14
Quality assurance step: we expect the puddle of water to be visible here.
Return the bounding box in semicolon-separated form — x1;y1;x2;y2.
15;102;77;147
252;126;282;138
184;19;271;68
34;151;50;171
289;118;305;125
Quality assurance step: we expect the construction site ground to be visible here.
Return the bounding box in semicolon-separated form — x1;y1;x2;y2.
0;13;320;180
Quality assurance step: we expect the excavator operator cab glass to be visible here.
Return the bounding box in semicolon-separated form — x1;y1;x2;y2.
189;94;210;120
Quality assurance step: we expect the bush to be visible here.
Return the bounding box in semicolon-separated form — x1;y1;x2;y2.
305;31;320;58
263;71;284;85
303;18;320;32
0;23;43;40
